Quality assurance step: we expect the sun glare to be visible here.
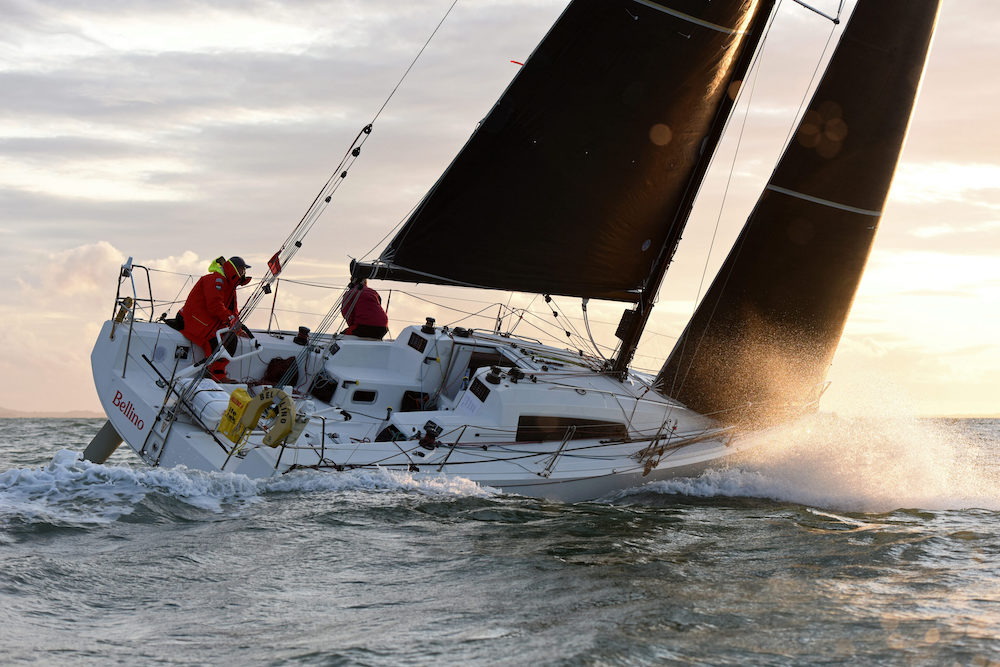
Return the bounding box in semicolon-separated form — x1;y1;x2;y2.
890;162;1000;204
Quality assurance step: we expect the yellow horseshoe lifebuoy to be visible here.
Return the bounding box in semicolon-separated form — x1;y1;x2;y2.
238;386;296;447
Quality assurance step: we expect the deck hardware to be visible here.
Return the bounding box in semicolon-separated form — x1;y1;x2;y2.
540;425;576;477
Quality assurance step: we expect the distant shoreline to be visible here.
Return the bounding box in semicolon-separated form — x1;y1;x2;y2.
0;409;104;419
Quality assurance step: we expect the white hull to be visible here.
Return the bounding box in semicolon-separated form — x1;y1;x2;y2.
91;318;750;502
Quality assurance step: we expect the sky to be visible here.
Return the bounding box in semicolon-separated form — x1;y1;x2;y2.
0;0;997;417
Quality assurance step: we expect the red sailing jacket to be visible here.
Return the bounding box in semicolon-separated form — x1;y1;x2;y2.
179;260;245;346
341;284;388;333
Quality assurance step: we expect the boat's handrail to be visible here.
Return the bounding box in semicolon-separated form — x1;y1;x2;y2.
113;260;157;323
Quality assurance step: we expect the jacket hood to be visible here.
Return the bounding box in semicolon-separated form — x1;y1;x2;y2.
210;256;251;285
222;259;241;282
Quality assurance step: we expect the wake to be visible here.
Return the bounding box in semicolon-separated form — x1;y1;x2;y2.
627;414;1000;513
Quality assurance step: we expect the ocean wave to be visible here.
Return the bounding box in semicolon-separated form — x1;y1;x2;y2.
0;450;496;529
0;450;262;527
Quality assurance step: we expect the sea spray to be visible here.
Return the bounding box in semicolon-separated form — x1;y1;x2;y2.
623;413;999;512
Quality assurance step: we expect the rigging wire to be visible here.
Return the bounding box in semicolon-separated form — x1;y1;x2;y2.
371;288;619;361
372;0;460;124
581;299;609;363
244;0;461;326
790;0;844;24
162;275;193;319
186;0;462;401
656;0;788;399
691;21;768;313
665;0;845;401
543;294;596;356
778;4;846;154
270;0;462;284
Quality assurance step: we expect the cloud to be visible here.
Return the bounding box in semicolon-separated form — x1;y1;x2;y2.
911;220;1000;239
891;162;1000;205
827;335;1000;417
0;0;998;417
16;241;122;296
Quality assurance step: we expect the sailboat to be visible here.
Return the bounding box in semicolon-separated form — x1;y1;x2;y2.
86;0;941;502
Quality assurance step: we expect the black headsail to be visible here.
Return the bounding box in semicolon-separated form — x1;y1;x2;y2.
355;0;776;305
654;0;941;424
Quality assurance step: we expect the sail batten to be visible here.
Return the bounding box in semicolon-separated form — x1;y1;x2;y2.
630;1;746;34
765;185;882;217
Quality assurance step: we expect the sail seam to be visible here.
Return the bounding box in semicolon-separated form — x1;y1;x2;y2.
630;0;742;34
766;185;881;216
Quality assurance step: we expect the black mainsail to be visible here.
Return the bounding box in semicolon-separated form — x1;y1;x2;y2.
654;0;941;423
357;0;775;303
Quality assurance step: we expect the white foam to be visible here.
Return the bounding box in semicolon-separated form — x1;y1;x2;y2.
623;415;1000;513
260;467;497;498
0;449;261;526
0;451;497;527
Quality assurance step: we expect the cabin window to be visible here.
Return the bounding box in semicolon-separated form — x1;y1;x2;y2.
467;349;515;372
352;389;378;403
515;416;627;443
442;345;519;400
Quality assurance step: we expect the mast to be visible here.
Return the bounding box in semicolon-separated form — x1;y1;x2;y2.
609;0;776;378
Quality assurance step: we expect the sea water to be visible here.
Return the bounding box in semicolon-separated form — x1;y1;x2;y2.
1;416;997;665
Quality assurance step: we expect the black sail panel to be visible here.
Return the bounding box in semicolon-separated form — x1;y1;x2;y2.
654;0;941;423
372;0;771;302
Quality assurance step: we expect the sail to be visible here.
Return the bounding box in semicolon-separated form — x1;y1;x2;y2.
358;0;775;302
654;0;941;423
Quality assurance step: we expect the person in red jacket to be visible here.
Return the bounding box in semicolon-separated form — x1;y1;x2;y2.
178;256;252;381
341;278;389;339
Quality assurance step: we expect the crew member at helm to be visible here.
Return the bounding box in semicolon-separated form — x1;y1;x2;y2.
341;278;389;340
178;256;252;381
